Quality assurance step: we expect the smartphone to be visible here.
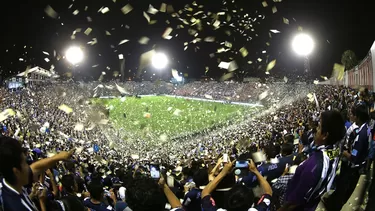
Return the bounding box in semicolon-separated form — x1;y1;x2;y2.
223;154;229;163
150;165;160;179
235;161;249;169
103;189;111;197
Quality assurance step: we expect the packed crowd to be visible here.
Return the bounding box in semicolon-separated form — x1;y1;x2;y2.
91;80;305;107
0;81;374;211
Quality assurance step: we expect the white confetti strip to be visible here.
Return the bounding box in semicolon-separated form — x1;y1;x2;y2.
121;4;133;15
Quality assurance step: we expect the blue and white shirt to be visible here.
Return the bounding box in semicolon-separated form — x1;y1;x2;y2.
1;178;38;211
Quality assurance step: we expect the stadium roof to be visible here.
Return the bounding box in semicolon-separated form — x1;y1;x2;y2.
17;66;59;78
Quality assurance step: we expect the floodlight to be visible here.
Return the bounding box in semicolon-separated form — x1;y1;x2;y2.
152;52;168;69
66;46;84;65
292;34;314;56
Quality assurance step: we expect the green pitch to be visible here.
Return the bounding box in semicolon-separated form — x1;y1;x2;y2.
94;96;258;140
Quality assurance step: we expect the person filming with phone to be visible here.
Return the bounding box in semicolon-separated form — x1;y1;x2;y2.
201;159;272;211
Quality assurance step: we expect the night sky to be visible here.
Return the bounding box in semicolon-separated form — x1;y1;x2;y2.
0;0;373;81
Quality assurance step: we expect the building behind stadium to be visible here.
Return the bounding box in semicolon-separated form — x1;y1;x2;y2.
329;41;375;91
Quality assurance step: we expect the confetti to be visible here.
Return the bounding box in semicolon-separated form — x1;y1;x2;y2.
46;151;57;158
116;84;130;94
218;62;230;69
84;28;92;35
307;93;314;102
162;27;173;39
58;104;73;114
87;38;97;45
76;147;84;154
121;4;133;15
204;37;215;42
252;152;267;163
138;37;150;45
131;155;139;159
42;51;50;55
220;72;234;81
166;5;175;13
266;60;276;71
160;3;167;12
259;91;268;100
73;10;79;15
228;61;238;72
138;50;155;76
213;20;221;28
262;1;268;7
119;39;129;45
173;109;182;116
0;109;15;122
44;58;50;62
147;4;159;14
240;47;248;57
101;7;110;14
283;17;289;24
272;6;278;13
143;12;151;23
313;80;319;85
204;95;213;99
45;5;58;19
74;123;84;131
270;29;281;33
224;41;232;48
105;31;111;36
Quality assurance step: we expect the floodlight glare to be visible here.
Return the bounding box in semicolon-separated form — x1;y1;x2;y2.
66;46;84;65
152;53;168;69
292;34;314;56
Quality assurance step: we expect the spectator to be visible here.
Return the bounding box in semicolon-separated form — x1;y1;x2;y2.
201;160;272;211
280;110;346;211
125;176;183;211
0;136;74;211
83;182;116;211
326;104;370;210
61;174;79;198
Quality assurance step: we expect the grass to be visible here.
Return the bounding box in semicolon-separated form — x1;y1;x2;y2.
93;96;257;141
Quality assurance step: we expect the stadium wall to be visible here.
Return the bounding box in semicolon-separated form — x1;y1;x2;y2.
331;41;375;90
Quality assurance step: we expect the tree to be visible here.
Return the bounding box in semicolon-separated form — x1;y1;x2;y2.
341;50;359;71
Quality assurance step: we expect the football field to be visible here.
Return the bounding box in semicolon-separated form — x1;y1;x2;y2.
94;96;258;140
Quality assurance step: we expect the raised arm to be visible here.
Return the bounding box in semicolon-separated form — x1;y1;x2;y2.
30;150;74;182
202;160;235;199
159;176;182;208
249;159;272;196
209;157;223;181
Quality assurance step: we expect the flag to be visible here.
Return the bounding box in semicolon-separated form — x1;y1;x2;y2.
332;63;345;81
93;144;100;153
